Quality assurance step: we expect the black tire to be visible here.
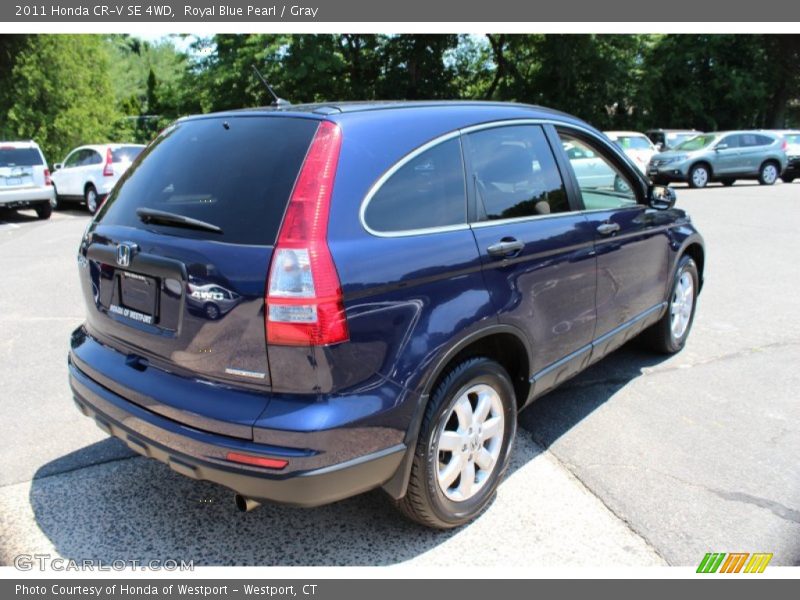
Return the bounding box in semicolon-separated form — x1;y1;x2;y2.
721;178;736;187
35;202;52;220
396;357;517;529
84;184;99;214
688;164;710;189
204;303;221;320
641;255;699;354
51;184;62;210
780;175;795;183
758;161;780;185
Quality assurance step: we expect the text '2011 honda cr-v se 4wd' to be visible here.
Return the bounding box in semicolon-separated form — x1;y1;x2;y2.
69;101;705;528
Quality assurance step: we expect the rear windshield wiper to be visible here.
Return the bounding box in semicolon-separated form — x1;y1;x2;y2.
136;208;223;235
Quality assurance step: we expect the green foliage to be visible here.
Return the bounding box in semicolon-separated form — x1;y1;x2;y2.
0;32;798;165
2;35;119;163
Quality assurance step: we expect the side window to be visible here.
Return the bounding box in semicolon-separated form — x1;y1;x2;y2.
558;133;637;210
84;150;103;166
719;135;740;149
63;150;83;168
755;135;774;147
465;124;570;221
364;137;466;233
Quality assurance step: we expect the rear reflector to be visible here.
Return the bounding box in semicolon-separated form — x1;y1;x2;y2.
225;452;288;470
265;121;348;346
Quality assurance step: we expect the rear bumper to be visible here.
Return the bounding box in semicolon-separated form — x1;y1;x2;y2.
0;186;55;207
68;333;409;507
70;361;405;506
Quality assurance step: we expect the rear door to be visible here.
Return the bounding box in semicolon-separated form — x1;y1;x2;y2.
465;123;597;395
739;133;773;173
555;128;669;354
78;115;321;433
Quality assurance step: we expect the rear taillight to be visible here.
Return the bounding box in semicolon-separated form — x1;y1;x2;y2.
103;147;114;177
43;168;52;186
265;121;348;346
781;140;789;152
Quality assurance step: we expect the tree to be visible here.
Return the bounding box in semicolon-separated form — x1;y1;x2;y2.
3;35;119;163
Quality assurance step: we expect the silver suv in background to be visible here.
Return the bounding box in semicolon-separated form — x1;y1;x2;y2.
0;141;55;219
648;131;788;188
51;144;145;213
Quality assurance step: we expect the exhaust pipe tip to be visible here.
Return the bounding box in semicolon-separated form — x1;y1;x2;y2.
235;494;261;513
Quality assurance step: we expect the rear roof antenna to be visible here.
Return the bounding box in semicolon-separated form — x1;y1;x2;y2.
251;65;291;107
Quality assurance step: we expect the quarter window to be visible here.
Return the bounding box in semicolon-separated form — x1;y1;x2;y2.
364;138;467;233
559;133;637;210
465;125;570;221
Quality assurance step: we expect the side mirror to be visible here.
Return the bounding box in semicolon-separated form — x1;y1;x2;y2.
53;163;62;170
649;184;676;210
655;142;664;152
715;143;728;151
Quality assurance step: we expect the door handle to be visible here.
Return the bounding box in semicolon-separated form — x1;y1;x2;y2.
487;238;525;258
596;222;621;236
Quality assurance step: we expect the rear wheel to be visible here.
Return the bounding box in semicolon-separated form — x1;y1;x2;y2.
641;255;699;354
204;303;221;320
396;357;517;529
721;178;735;187
84;184;99;214
35;202;52;220
758;161;779;185
688;164;710;188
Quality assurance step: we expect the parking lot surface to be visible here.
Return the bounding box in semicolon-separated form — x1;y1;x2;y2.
1;182;798;567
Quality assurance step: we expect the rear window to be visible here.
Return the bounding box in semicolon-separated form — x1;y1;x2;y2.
0;147;43;167
97;117;319;245
111;146;144;163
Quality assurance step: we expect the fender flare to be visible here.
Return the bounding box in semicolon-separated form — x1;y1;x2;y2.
382;323;533;500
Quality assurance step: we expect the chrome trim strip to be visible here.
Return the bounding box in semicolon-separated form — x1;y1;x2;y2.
469;210;576;229
592;303;666;347
529;344;592;384
358;117;645;238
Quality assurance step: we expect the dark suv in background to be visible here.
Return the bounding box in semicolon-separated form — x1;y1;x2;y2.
69;102;705;528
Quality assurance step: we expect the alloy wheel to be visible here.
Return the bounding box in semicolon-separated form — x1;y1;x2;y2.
670;271;694;339
434;383;505;502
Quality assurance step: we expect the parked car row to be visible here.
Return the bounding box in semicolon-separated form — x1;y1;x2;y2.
600;128;798;189
0;140;144;220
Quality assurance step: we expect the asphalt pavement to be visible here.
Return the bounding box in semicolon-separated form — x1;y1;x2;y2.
0;181;797;567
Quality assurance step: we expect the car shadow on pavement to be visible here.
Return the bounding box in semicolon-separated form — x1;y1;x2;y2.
27;343;662;566
0;207;89;222
518;341;671;448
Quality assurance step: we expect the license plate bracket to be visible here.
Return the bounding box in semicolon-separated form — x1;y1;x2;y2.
119;271;158;318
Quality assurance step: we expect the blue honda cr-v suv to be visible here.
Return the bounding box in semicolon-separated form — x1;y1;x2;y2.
69;101;705;528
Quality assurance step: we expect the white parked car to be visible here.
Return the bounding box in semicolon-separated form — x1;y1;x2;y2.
604;131;658;175
51;144;145;213
0;141;55;220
